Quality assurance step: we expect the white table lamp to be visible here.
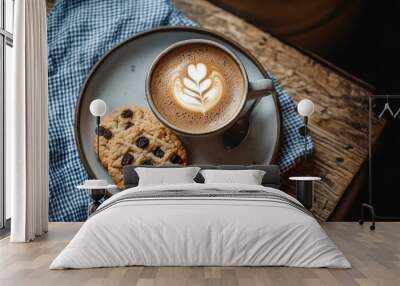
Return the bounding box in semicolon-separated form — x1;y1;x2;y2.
90;99;107;161
297;99;315;161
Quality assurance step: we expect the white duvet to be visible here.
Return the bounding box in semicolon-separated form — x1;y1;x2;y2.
50;183;350;269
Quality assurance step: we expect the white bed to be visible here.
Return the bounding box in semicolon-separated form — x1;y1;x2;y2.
50;183;350;269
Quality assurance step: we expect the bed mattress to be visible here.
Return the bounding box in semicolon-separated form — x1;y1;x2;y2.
50;183;350;269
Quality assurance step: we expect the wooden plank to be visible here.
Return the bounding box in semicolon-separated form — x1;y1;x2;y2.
173;0;385;221
2;222;400;286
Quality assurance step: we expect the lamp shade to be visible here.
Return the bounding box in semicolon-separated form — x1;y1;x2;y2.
297;99;315;117
89;99;107;117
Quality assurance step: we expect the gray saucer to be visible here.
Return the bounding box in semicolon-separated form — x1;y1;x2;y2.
75;27;281;180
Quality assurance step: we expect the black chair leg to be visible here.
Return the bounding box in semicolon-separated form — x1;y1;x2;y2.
359;203;376;231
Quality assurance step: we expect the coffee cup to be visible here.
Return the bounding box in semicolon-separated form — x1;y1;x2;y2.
145;39;273;136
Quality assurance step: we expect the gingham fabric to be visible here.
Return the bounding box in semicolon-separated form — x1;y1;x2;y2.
272;77;313;171
47;0;313;221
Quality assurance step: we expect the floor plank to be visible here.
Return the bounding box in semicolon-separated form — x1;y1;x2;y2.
1;222;399;286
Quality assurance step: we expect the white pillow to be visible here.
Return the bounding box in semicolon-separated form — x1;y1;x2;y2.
200;169;266;185
136;167;200;186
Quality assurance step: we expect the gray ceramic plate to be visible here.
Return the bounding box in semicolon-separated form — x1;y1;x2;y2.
75;27;281;180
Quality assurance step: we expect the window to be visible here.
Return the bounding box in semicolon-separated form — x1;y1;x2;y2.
0;0;14;231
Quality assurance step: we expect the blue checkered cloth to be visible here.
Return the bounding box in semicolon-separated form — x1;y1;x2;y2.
47;0;313;221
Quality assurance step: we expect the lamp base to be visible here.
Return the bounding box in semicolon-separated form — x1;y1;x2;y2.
299;126;308;136
96;116;100;164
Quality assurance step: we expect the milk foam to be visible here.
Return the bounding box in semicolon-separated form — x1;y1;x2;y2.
150;43;245;133
173;63;224;113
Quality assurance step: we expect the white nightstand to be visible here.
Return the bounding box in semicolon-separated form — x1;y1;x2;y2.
289;176;321;210
77;181;117;215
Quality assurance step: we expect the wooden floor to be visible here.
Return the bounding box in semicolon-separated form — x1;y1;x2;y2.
0;223;399;286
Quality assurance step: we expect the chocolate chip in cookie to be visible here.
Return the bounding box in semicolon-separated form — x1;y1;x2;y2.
121;153;134;166
125;122;134;130
136;136;149;148
142;159;153;165
121;109;133;118
170;154;182;164
95;126;113;140
153;147;165;158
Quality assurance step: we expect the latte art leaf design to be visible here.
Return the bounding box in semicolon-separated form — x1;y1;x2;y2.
173;63;223;113
183;63;211;103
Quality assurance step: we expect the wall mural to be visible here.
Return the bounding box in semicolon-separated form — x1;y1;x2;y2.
47;1;312;221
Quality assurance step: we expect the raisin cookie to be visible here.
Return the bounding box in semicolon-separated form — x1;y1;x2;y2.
94;106;159;168
107;120;188;189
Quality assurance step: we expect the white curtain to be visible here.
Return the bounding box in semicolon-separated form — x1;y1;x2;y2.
8;0;49;242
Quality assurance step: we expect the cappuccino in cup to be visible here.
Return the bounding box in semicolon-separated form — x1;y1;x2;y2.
146;39;273;136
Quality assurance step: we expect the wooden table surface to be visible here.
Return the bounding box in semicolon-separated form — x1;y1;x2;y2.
173;0;385;221
1;222;399;286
